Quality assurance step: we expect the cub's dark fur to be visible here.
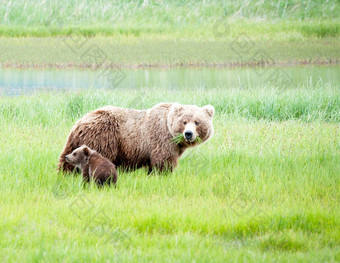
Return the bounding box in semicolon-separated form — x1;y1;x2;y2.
65;145;117;185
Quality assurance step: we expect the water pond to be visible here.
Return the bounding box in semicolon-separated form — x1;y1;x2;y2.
0;65;339;96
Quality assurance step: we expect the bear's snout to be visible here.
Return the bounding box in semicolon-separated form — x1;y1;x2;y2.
184;130;193;141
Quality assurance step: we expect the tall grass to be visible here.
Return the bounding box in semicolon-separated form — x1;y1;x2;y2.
0;0;339;37
1;86;339;124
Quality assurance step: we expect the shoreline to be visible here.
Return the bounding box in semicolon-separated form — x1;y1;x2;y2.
1;59;339;70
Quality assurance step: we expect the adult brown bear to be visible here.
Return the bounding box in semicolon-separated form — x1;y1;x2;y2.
58;103;214;173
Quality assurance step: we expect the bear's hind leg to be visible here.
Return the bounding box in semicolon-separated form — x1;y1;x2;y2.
58;135;79;173
58;159;76;173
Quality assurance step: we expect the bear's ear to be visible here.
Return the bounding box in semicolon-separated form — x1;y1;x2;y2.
203;105;215;118
171;103;184;115
83;147;90;157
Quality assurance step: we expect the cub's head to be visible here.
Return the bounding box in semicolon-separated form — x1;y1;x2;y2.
65;145;94;166
167;103;215;147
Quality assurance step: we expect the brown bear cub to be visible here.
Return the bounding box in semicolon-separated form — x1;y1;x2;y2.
65;145;117;185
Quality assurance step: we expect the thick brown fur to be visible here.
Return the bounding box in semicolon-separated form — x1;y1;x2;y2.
65;145;117;185
59;103;214;173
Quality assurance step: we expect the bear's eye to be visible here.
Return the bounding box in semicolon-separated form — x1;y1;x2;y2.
73;153;76;156
183;121;187;125
195;121;200;125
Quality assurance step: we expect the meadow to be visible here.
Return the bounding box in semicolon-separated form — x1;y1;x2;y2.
1;0;340;261
0;0;339;38
0;85;339;262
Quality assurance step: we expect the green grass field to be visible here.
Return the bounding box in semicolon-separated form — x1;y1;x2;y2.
1;0;340;261
0;86;339;262
0;0;339;38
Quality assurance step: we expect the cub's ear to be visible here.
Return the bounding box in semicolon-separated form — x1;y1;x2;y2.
203;105;215;118
83;147;90;157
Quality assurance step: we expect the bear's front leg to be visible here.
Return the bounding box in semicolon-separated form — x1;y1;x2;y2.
82;165;90;183
149;154;178;174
